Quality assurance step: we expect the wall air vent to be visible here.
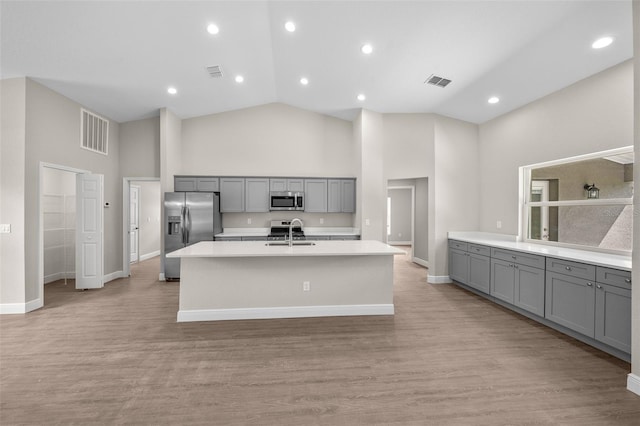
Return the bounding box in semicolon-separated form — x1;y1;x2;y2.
80;108;109;155
206;65;224;78
425;74;452;88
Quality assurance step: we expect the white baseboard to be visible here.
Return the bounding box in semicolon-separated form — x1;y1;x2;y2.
628;374;640;396
45;272;75;284
0;298;43;314
139;250;160;262
427;274;452;284
159;272;166;282
177;304;395;322
412;257;429;268
103;270;125;284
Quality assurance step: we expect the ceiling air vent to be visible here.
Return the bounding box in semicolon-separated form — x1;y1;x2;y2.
206;65;224;78
425;74;452;88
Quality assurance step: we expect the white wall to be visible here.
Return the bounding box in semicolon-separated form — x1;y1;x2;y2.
359;110;385;240
478;60;634;236
0;78;27;306
181;103;354;177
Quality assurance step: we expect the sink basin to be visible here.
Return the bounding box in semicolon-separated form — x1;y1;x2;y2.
265;241;316;246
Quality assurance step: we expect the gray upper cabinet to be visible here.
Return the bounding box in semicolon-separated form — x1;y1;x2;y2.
328;179;342;213
341;179;356;213
174;176;219;192
245;178;269;212
269;178;304;192
220;178;245;212
196;177;219;192
304;179;328;212
174;177;197;192
327;178;356;213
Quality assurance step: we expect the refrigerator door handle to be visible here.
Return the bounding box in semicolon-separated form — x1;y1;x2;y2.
185;206;191;244
181;206;187;245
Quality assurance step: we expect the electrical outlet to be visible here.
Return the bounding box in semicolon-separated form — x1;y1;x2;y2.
365;219;370;226
496;220;502;229
303;281;310;291
319;218;324;225
247;218;252;225
0;224;10;233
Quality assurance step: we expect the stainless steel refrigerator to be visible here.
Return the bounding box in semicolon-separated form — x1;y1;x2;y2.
163;192;222;279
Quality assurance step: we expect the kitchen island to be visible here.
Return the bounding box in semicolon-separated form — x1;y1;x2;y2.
167;240;405;322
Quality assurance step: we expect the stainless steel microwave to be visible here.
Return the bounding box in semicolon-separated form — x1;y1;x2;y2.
270;191;304;211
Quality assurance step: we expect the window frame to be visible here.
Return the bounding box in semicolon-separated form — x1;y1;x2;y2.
520;146;633;255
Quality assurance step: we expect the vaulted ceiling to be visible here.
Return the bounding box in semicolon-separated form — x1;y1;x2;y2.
0;1;633;124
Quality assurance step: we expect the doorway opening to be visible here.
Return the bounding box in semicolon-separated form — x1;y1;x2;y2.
122;178;161;278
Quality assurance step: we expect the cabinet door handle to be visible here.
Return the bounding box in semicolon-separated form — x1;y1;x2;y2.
625;279;631;283
565;266;572;271
511;256;517;259
596;284;602;289
587;282;593;287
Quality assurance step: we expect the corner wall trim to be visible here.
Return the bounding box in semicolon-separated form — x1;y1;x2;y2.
103;270;125;284
412;257;429;268
427;275;451;284
628;374;640;396
177;304;395;322
0;298;42;314
159;273;166;282
139;251;160;262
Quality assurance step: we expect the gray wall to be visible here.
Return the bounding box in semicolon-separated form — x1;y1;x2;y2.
132;181;161;259
120;117;160;178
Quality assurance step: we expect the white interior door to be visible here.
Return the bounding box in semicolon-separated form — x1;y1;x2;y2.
129;185;139;263
76;173;104;289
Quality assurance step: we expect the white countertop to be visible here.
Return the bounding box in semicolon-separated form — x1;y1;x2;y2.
167;240;404;258
448;232;631;271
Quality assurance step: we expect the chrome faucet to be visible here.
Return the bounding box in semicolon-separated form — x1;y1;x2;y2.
288;218;303;247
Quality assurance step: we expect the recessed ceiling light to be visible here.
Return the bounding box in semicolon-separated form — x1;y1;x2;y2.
357;94;366;101
207;23;219;35
235;75;244;83
167;87;177;95
361;44;373;55
285;21;296;32
488;96;499;104
592;36;613;49
300;77;309;85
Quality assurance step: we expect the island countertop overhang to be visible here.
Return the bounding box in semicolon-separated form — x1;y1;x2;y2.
167;240;406;258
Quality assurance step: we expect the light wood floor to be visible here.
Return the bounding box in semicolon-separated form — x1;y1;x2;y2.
1;248;638;425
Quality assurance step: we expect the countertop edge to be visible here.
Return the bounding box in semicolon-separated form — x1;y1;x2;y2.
448;232;631;271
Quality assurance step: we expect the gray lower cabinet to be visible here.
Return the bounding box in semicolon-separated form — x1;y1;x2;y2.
245;178;269;212
467;252;491;293
241;236;268;241
215;236;242;241
220;178;245;212
595;282;631;353
491;255;544;316
545;271;595;337
449;248;469;284
305;179;328;212
330;235;360;240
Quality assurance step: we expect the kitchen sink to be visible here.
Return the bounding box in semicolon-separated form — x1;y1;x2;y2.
265;241;316;246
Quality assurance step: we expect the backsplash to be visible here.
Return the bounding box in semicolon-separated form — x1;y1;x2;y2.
222;212;354;229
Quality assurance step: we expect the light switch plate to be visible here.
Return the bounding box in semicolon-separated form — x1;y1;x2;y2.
0;224;11;233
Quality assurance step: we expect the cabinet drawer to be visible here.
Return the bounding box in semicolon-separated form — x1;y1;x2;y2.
546;257;595;281
491;248;545;270
449;240;468;251
596;267;631;290
468;244;490;257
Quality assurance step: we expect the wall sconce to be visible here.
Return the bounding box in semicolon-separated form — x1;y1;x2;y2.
584;183;600;199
